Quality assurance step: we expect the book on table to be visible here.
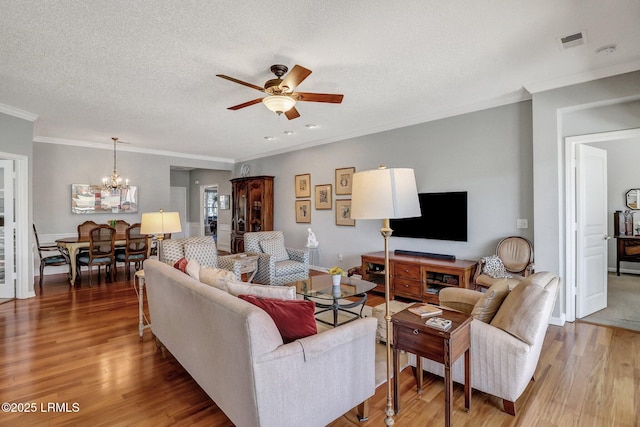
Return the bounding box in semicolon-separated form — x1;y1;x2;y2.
407;303;443;318
425;317;452;330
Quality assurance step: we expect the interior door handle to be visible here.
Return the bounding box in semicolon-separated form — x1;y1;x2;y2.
604;235;611;240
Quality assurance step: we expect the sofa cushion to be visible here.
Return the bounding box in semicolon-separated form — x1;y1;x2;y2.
199;267;237;291
490;277;550;345
238;295;317;343
226;280;296;300
173;257;188;273
186;258;201;281
259;239;289;262
481;255;513;279
470;279;510;323
185;242;217;267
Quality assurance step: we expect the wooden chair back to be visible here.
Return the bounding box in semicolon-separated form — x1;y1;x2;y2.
77;220;98;242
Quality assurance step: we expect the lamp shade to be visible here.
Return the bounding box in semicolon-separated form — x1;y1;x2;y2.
262;95;296;114
140;211;182;235
351;167;421;220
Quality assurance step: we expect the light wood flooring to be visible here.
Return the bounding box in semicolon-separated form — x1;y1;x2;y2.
0;272;638;426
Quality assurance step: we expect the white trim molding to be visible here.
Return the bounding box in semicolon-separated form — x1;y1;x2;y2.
0;103;38;121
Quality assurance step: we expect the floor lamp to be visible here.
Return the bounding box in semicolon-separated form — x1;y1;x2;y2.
140;209;182;261
351;166;420;426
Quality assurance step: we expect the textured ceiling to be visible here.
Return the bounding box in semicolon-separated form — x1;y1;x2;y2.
1;1;639;163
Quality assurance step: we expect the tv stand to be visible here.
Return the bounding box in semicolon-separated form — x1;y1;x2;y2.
361;251;476;304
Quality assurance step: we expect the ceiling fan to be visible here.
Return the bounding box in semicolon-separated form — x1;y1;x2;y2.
216;64;344;120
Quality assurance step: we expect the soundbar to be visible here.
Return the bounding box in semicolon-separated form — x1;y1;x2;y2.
394;249;456;261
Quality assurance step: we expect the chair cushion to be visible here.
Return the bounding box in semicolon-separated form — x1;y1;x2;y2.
471;279;510;323
186;259;201;281
184;243;217;267
43;255;67;265
259;239;289;262
199;267;237;291
481;255;513;279
490;278;550;345
173;257;188;273
77;255;112;264
226;280;297;300
238;295;317;343
274;260;306;277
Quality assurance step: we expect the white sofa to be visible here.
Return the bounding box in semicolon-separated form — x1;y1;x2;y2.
409;271;559;415
144;259;376;427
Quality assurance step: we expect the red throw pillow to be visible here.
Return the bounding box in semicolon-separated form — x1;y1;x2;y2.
173;257;188;273
238;295;317;344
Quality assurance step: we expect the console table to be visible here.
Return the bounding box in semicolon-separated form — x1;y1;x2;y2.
361;252;476;304
614;236;640;275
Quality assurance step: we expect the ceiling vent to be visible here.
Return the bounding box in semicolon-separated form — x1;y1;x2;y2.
557;30;587;50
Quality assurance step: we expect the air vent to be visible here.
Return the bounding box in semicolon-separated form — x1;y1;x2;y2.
557;30;587;50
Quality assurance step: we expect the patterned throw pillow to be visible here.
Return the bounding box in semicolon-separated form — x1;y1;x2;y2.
259;239;289;262
481;255;513;279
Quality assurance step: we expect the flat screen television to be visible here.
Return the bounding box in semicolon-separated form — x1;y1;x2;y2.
390;191;467;241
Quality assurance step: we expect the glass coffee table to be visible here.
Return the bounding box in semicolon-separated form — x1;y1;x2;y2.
289;275;376;327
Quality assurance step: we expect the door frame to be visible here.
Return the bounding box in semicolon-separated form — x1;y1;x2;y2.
564;128;640;322
199;184;218;237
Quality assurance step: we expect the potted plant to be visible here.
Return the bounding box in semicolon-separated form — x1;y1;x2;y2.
328;266;343;292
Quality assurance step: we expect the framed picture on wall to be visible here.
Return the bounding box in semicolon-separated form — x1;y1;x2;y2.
315;184;332;210
336;199;355;226
295;173;311;198
295;200;311;223
335;167;355;195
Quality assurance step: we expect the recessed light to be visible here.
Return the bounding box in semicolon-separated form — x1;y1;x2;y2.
305;124;318;129
264;136;275;141
284;130;294;135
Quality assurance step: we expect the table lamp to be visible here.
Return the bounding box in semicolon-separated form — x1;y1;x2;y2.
140;209;182;261
351;166;420;426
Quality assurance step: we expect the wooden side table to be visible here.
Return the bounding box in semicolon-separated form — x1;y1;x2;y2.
392;306;472;427
225;253;259;282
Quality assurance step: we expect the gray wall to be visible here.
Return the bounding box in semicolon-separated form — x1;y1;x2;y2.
239;101;534;270
532;70;640;321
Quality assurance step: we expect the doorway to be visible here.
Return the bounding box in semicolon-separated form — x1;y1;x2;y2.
201;185;218;240
566;128;640;325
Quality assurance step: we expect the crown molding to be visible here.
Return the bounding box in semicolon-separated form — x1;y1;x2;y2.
523;60;640;94
0;103;38;121
33;136;235;164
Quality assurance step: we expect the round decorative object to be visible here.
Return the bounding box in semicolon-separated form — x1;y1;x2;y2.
240;164;250;177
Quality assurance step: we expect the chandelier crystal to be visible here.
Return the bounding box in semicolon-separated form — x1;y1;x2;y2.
103;137;129;191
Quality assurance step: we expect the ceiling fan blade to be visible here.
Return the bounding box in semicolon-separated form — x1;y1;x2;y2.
216;74;265;92
279;65;312;92
291;92;344;103
285;107;300;120
227;98;264;110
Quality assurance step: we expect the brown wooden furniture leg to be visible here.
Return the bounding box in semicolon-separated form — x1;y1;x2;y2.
464;348;471;411
444;340;453;427
356;399;370;421
416;354;423;394
503;399;516;416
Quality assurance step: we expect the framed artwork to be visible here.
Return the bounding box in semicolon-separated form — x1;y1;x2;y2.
295;200;311;223
219;195;230;210
336;199;355;226
295;173;311;198
315;184;332;210
71;184;138;214
335;167;355;195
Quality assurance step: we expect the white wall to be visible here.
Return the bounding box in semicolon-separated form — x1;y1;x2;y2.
238;101;534;270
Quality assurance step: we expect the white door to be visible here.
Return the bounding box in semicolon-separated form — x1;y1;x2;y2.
170;186;187;239
576;144;608;318
0;160;15;299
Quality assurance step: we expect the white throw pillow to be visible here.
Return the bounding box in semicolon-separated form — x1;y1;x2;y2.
186;258;201;281
226;279;296;300
481;255;513;279
199;266;236;291
259;239;289;262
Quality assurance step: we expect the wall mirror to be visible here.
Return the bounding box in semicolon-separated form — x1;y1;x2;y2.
72;184;138;214
625;189;640;210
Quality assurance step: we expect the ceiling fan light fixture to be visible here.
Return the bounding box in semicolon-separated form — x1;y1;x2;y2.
262;95;296;115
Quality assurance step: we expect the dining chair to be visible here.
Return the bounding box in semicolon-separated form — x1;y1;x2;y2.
33;224;71;288
75;220;98;272
113;220;130;238
115;223;149;279
77;225;116;286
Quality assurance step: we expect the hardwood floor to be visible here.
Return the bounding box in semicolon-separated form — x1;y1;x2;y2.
0;272;638;426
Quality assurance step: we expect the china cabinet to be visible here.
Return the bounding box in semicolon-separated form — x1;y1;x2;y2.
230;176;274;253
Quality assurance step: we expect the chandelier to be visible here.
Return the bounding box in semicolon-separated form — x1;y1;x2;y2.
102;137;129;191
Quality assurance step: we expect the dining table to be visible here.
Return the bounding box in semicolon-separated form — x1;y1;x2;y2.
56;234;128;285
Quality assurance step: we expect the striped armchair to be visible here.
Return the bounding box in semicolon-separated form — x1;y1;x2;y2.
243;231;309;286
159;236;242;280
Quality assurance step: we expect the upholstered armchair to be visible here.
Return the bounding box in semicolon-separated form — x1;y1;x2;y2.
159;236;242;280
473;236;534;290
409;271;560;415
243;231;309;286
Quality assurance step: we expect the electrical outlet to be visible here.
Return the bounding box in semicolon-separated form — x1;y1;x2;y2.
338;253;343;261
517;219;528;229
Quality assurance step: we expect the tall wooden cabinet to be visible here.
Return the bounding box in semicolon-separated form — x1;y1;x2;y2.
230;176;274;253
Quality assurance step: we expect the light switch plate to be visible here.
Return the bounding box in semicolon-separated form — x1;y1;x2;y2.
517;219;528;229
